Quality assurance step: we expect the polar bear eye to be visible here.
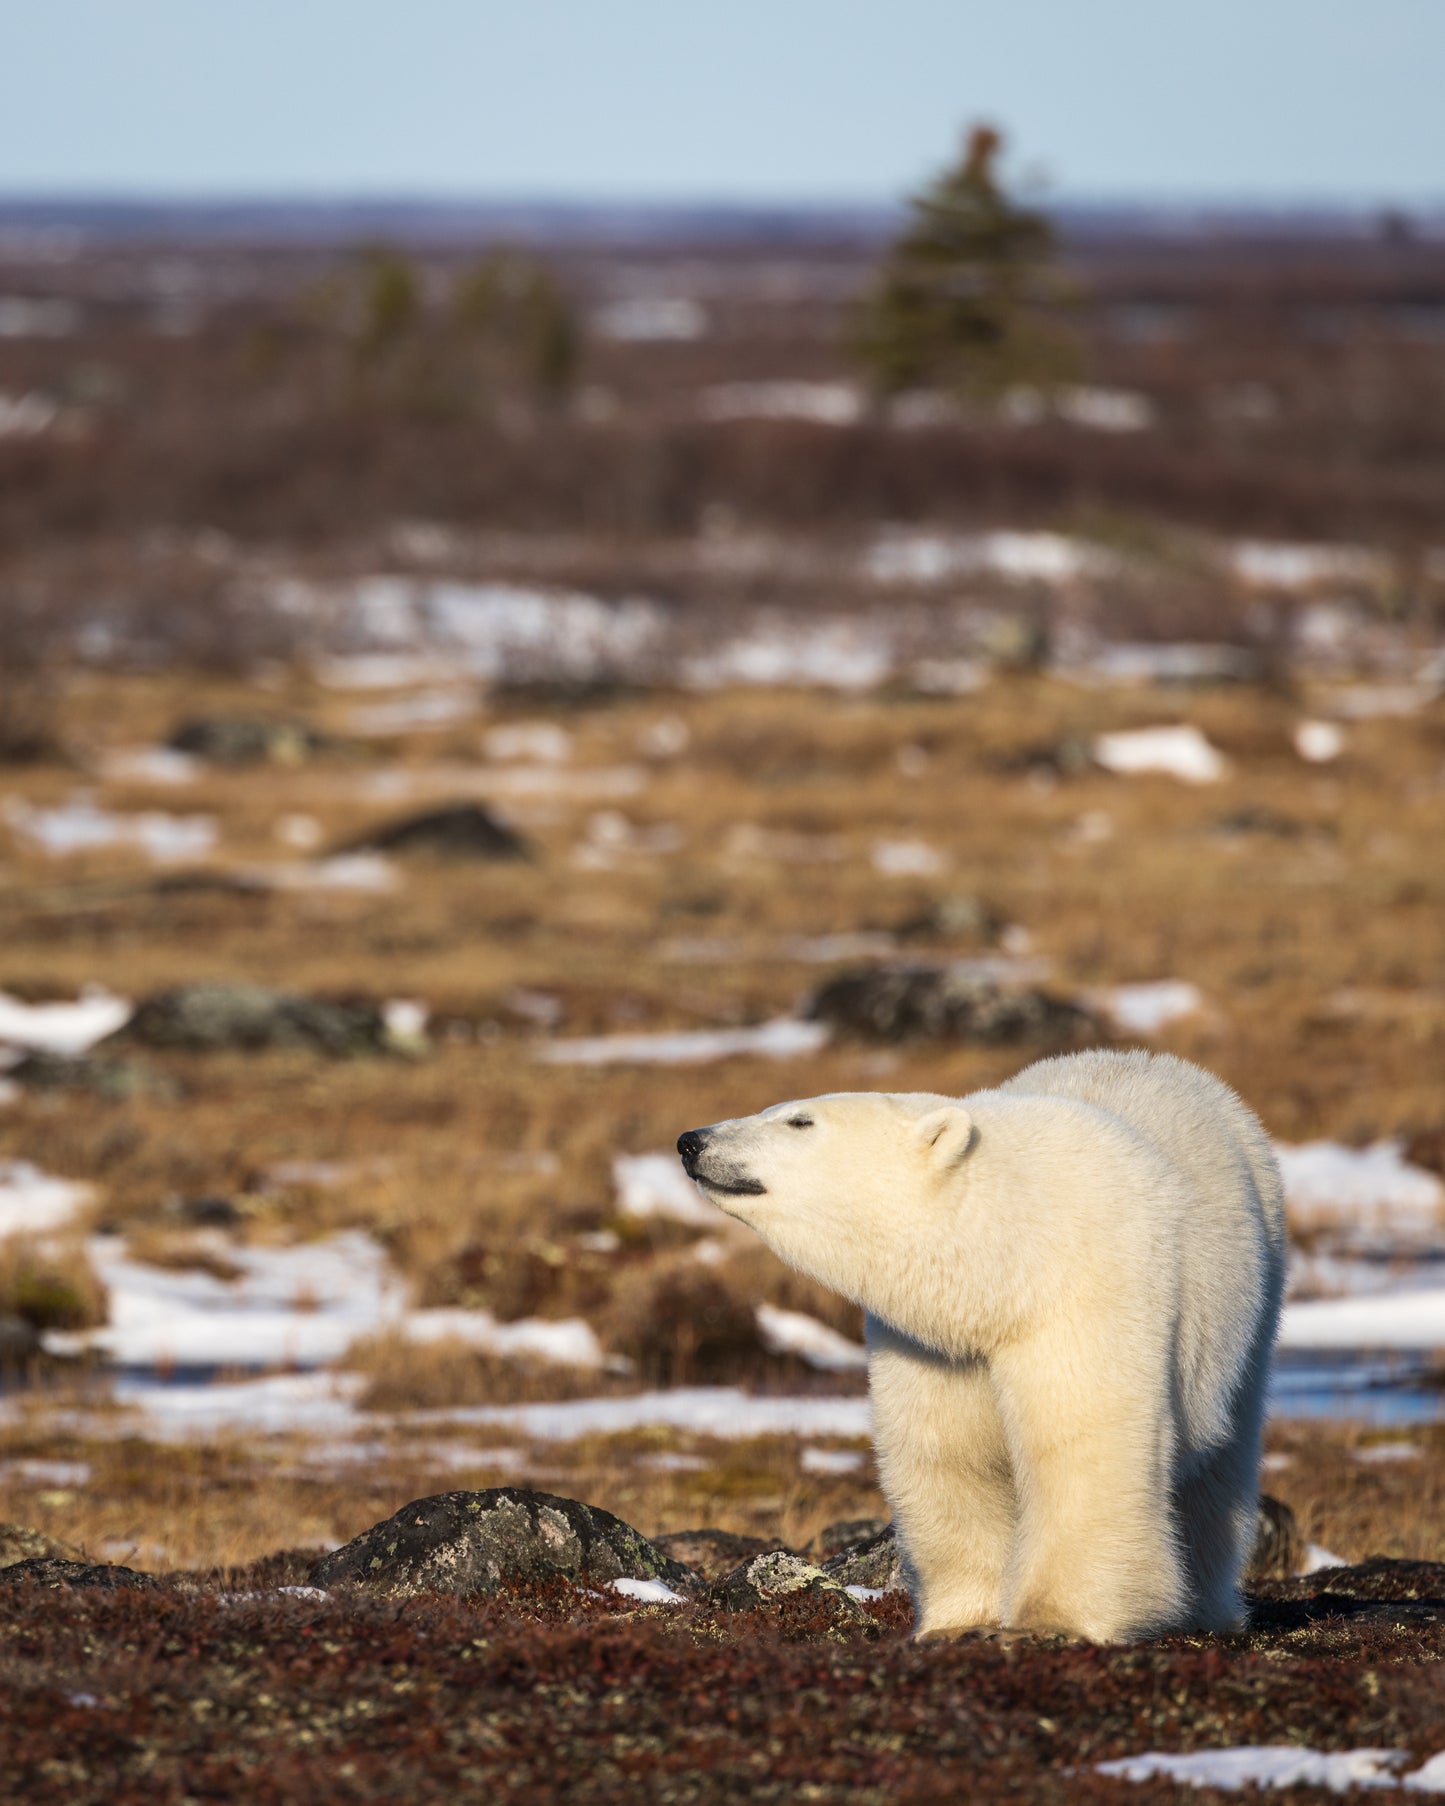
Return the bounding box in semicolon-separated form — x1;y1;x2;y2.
786;1115;814;1129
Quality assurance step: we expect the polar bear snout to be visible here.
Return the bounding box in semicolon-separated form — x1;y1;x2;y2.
677;1126;766;1197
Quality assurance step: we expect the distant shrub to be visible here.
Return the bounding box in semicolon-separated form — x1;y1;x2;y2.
0;1238;107;1332
855;124;1075;401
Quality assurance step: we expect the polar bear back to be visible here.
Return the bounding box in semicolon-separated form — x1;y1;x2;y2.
999;1048;1285;1452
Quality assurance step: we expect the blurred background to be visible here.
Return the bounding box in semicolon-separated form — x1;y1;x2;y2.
0;1;1442;1572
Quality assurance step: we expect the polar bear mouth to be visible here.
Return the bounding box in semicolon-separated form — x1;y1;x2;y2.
694;1172;767;1198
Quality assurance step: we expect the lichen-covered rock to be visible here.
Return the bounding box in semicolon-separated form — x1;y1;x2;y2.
653;1528;776;1583
308;1489;699;1599
820;1525;906;1593
807;1517;890;1564
0;1525;85;1568
344;803;530;862
1246;1494;1305;1582
806;965;1100;1048
109;983;402;1058
0;1557;156;1589
711;1550;866;1619
11;1049;174;1100
169;715;324;766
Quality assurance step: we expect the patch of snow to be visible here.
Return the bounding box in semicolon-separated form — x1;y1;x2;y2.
613;1153;721;1229
402;1308;605;1368
1405;1753;1445;1793
539;1019;829;1067
1230;540;1389;591
844;1585;889;1602
1279;1289;1445;1352
313;653;459;690
699;381;862;425
685;617;894;691
609;1576;689;1605
1100;982;1203;1036
1087;643;1257;686
1303;1546;1347;1574
1056;386;1156;432
0;391;58;436
485;722;573;763
0;1162;93;1238
347;690;478;734
248;854;399;894
431;1387;873;1442
637;716;689;759
1275;1140;1442;1235
910;657;990;696
871;839;946;878
112;1370;369;1439
1329;683;1441;720
276;1585;330;1601
593;297;707;342
100;747;200;785
867;527;1114;587
0;297;79;337
756;1304;868;1373
0;988;131;1056
0;1458;91;1487
1296;719;1346;763
52;1230;407;1369
4;795;218;861
801;1447;865;1476
1354;1441;1419;1463
275;814;322;850
1096;1745;1408;1790
1093;725;1228;784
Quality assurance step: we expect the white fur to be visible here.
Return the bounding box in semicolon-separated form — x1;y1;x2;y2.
682;1049;1285;1643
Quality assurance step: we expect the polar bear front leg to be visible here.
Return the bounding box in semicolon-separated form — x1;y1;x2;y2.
866;1318;1016;1638
990;1332;1187;1644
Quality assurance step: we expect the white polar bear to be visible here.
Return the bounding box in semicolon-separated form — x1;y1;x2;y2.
677;1049;1285;1644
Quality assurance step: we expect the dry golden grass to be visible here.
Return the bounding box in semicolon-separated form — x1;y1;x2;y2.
0;663;1441;1570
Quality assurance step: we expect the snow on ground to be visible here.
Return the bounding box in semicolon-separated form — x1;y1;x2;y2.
402;1308;605;1368
108;1370;369;1439
802;1448;866;1476
1279;1288;1445;1352
4;795;218;860
0;1162;93;1238
1354;1441;1420;1463
609;1576;689;1604
613;1153;721;1229
1275;1141;1443;1237
698;381;863;425
1096;1746;1418;1791
591;297;707;342
684;616;895;691
484;722;573;763
1230;540;1390;591
246;854;400;894
345;690;479;734
870;839;946;877
1092;726;1228;784
538;1019;829;1067
100;747;200;785
755;1304;868;1373
0;988;131;1056
1295;719;1346;762
1099;982;1203;1036
1084;643;1258;686
1054;386;1157;432
867;527;1115;587
433;1388;873;1442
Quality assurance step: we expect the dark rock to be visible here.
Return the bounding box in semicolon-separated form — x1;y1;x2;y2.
820;1525;907;1593
1247;1559;1445;1634
654;1528;776;1584
1266;1557;1445;1605
0;1316;43;1368
806;965;1102;1048
344;803;530;862
109;983;402;1058
0;1524;85;1568
1245;1494;1305;1582
308;1488;700;1600
711;1550;867;1621
0;1557;157;1590
807;1517;890;1564
10;1049;174;1100
169;1194;244;1229
169;715;324;766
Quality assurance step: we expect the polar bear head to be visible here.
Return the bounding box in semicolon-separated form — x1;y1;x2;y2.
676;1091;976;1306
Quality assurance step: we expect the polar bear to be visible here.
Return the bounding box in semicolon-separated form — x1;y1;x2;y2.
676;1049;1285;1644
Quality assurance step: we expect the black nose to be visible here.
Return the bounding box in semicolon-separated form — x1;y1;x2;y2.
677;1129;708;1172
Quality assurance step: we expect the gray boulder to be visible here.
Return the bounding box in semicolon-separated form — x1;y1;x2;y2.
820;1525;906;1593
653;1527;776;1584
308;1488;699;1600
0;1524;85;1568
109;983;402;1058
711;1549;868;1621
0;1557;156;1590
807;965;1101;1048
169;716;324;766
344;803;530;862
11;1049;174;1100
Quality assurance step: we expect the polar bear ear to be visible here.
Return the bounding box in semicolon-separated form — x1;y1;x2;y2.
915;1105;976;1172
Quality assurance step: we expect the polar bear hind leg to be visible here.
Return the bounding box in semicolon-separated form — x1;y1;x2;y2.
867;1316;1016;1637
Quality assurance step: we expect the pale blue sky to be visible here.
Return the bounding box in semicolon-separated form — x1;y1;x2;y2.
3;1;1442;204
